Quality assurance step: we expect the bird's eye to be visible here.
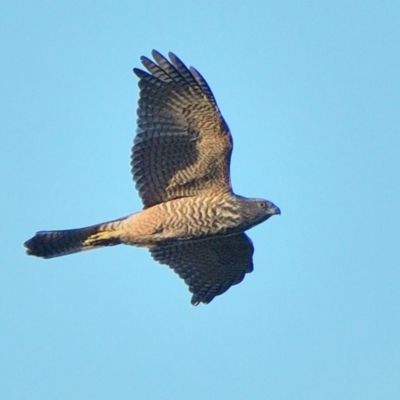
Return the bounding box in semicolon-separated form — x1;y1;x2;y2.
258;201;266;208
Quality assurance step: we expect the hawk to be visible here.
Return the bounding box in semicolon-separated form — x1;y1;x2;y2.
24;51;280;305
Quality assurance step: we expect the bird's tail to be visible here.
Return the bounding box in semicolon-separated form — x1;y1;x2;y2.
24;218;126;259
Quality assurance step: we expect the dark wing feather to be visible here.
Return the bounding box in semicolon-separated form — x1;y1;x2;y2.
132;51;233;208
150;233;254;305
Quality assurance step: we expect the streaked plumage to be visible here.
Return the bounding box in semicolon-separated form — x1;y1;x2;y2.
24;51;280;305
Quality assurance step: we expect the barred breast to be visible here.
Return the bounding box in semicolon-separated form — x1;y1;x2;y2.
121;192;241;246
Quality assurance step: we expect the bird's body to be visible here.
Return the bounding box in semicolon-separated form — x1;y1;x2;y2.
25;51;280;305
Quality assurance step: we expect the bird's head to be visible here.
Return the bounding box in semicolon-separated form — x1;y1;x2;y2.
237;197;281;231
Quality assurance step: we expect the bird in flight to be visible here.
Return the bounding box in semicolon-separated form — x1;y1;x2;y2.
24;50;280;305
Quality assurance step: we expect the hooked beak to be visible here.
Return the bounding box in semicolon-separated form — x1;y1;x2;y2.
270;203;281;216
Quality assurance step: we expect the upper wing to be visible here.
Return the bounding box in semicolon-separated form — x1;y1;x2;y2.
132;51;233;208
150;233;254;305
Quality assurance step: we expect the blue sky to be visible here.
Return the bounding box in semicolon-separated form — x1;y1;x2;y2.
1;1;399;399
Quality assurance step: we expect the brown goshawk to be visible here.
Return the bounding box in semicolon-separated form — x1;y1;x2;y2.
24;51;280;305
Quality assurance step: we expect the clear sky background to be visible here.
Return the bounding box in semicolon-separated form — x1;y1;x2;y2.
1;2;399;399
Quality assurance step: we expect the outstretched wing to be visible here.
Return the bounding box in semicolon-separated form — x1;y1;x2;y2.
150;233;254;305
132;51;233;208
